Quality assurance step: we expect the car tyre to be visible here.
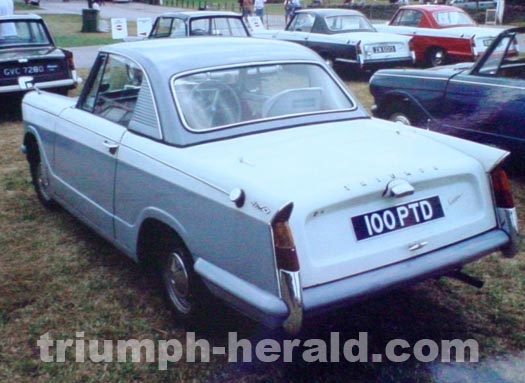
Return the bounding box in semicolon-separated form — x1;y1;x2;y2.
155;236;212;323
30;153;57;210
386;101;423;127
426;47;447;67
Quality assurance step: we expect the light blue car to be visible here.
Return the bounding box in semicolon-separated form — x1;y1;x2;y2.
21;37;519;333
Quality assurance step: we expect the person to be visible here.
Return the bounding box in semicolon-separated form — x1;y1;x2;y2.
0;0;14;16
254;0;266;19
284;0;293;25
242;0;253;19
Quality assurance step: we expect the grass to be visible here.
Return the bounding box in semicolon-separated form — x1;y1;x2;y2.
0;75;524;382
39;14;136;48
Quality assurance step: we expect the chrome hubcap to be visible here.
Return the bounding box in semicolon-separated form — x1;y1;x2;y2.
390;113;411;126
37;162;51;201
165;251;191;314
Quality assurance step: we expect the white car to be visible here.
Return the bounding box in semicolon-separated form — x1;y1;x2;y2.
253;9;414;71
21;37;518;333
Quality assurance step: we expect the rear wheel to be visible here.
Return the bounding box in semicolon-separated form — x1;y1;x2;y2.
155;236;211;322
385;101;424;127
29;150;57;210
426;47;447;67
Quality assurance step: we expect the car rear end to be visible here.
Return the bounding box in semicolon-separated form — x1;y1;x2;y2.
0;15;80;96
253;122;519;332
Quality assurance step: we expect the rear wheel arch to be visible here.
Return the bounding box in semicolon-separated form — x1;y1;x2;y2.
378;95;425;127
425;46;447;67
136;218;215;321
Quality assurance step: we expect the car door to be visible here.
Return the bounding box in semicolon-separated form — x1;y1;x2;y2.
441;31;525;156
53;53;142;237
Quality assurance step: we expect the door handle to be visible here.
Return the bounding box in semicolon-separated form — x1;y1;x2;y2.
102;140;119;155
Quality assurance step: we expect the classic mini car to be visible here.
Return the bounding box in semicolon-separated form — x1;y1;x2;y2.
0;14;80;96
147;11;250;38
21;38;518;333
375;5;502;66
252;9;414;71
370;27;525;168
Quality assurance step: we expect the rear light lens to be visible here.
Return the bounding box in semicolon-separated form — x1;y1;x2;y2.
271;203;299;272
63;49;75;71
491;166;514;208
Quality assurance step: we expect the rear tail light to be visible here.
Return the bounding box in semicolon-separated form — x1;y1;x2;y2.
271;203;299;272
491;166;514;208
63;49;76;71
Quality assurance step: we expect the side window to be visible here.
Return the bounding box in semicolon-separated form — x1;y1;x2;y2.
393;10;422;27
152;17;173;37
79;54;143;127
190;19;209;35
288;14;315;32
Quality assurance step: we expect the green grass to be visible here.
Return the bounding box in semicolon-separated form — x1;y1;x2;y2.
39;14;136;48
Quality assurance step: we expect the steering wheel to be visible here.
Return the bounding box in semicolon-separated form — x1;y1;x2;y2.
188;80;241;130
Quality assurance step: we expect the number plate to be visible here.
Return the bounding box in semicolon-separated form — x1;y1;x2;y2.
1;63;61;79
373;45;396;53
351;196;444;241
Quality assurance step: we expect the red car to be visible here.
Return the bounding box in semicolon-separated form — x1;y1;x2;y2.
376;5;503;66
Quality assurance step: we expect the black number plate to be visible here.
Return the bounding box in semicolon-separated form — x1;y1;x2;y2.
351;196;444;241
373;45;396;53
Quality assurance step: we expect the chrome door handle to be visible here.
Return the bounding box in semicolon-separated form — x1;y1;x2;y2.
103;140;119;155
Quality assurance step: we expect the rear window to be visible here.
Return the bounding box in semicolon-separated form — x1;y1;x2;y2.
432;11;476;27
0;20;52;47
172;62;355;132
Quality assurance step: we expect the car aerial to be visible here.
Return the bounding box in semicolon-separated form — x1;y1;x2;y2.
375;5;502;67
147;11;250;38
0;14;80;97
251;9;414;72
370;26;525;168
21;37;519;334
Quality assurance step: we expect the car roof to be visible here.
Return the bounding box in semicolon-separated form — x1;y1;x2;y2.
0;14;43;21
295;8;363;17
399;5;464;12
102;37;321;75
156;10;242;19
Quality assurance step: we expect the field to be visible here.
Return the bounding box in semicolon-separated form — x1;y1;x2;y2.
0;69;524;382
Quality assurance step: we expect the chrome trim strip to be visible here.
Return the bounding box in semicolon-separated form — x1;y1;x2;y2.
373;72;449;81
497;207;520;258
170;60;358;134
450;78;525;91
279;270;303;335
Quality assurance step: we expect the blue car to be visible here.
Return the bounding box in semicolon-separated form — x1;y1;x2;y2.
369;27;525;167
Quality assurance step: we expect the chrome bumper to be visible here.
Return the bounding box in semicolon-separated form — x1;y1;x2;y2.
497;207;520;257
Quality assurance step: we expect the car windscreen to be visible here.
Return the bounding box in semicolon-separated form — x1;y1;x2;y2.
432;11;476;27
325;15;375;32
0;20;52;47
172;62;355;132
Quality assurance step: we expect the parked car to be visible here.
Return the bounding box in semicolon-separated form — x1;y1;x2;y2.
375;5;502;66
252;9;414;72
0;14;80;96
370;27;525;167
147;11;250;39
21;37;518;333
448;0;496;10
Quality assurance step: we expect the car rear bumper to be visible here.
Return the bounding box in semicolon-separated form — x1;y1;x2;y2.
337;56;414;70
0;78;78;94
197;228;513;331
